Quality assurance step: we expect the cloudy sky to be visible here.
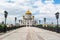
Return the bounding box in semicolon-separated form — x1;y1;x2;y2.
0;0;60;24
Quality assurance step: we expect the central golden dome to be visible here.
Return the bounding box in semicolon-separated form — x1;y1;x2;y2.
26;10;32;15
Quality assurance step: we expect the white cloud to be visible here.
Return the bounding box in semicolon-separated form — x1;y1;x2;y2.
44;0;54;3
0;16;4;22
0;9;5;14
14;0;25;3
7;15;19;24
0;0;60;24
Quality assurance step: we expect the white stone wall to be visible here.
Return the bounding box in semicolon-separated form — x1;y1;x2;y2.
26;14;31;19
19;14;37;26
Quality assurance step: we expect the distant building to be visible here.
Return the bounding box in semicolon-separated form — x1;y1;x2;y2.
19;10;37;27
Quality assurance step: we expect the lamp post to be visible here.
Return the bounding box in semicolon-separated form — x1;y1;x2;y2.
15;17;17;26
19;20;20;26
19;20;20;23
55;12;59;33
2;21;4;24
4;11;8;32
39;20;41;24
44;18;46;27
43;18;46;29
44;18;46;24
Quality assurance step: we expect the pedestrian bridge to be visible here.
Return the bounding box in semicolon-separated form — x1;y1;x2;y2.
0;27;60;40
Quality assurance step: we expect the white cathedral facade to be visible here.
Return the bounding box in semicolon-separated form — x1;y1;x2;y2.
20;10;37;27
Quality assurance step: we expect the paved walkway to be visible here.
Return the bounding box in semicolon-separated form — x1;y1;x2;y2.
0;27;60;40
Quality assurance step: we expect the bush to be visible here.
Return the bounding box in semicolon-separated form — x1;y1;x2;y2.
0;24;4;32
36;24;43;28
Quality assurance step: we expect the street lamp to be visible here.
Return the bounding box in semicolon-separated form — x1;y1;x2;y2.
2;21;4;24
15;17;17;26
43;18;46;29
4;11;8;32
55;12;59;33
39;20;41;24
19;20;20;26
19;20;20;23
44;18;46;24
44;18;46;27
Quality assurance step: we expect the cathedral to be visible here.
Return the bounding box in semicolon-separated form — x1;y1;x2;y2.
20;10;37;27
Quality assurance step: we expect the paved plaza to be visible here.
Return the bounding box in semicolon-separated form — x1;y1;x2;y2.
0;27;60;40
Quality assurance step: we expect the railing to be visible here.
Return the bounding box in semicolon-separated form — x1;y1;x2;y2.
36;25;60;33
0;25;23;33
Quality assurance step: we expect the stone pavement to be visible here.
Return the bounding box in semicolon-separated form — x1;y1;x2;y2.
0;33;5;35
0;27;60;40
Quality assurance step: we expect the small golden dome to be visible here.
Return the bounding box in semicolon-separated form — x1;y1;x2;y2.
23;16;25;19
32;16;34;18
26;10;31;15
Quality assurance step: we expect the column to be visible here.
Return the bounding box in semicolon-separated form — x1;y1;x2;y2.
29;20;30;27
26;20;27;27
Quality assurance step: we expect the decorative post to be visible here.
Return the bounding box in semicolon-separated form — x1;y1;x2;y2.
15;17;17;26
44;18;46;24
55;12;59;33
19;20;20;26
44;18;46;27
39;20;41;24
4;11;8;32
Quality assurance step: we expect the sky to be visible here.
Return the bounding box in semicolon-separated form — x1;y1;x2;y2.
0;0;60;24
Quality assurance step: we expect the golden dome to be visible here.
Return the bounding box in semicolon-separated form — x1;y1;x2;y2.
23;16;25;19
26;10;32;15
32;16;34;18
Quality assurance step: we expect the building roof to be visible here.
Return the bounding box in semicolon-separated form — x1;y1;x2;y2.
26;10;32;15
